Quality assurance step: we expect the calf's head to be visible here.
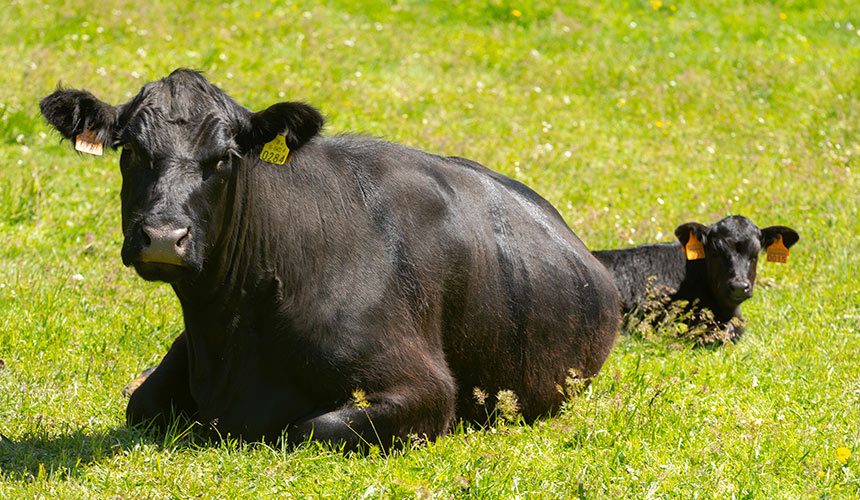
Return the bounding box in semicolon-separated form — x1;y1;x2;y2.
40;69;324;283
675;216;799;308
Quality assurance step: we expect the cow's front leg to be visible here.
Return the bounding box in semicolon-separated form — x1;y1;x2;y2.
126;331;197;429
287;381;455;452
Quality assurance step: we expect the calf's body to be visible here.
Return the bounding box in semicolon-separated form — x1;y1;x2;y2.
41;70;620;448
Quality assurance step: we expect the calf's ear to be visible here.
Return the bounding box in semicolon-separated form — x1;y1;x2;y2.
237;101;324;154
761;226;800;249
674;222;709;246
40;88;117;150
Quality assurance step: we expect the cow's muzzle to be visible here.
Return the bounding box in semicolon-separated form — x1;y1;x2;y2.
727;280;752;302
139;225;190;265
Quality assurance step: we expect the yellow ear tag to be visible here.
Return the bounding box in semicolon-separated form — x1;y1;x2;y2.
75;128;104;156
684;231;706;260
766;234;789;264
260;134;291;165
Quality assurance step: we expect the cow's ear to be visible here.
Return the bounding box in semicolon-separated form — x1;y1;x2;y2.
761;226;799;249
674;222;709;247
238;101;324;153
40;88;117;150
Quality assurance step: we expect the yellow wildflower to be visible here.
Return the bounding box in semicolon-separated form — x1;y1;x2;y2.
655;121;663;128
837;447;851;464
511;9;522;17
650;0;662;10
779;12;787;20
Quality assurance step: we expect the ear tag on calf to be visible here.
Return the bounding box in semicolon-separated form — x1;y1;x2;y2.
684;231;706;260
766;235;789;264
260;133;291;165
74;128;104;156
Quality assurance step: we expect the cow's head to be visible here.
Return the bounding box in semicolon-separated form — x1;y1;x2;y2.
675;216;799;308
40;69;324;283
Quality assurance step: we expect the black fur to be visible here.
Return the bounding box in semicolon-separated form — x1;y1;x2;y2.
41;70;621;449
593;215;799;341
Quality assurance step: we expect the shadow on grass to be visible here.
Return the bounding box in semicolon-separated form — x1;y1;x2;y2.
0;421;205;482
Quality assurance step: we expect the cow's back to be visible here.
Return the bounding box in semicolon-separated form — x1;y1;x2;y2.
593;243;687;311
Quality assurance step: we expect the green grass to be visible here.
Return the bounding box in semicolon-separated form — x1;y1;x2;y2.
1;0;859;497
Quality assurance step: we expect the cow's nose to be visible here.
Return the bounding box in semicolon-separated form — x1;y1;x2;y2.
728;280;751;298
139;225;190;265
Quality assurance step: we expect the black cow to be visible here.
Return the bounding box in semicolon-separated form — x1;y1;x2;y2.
593;215;799;341
40;69;620;449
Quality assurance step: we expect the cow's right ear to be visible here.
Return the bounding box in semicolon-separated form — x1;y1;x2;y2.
40;88;117;151
674;222;709;247
237;101;325;154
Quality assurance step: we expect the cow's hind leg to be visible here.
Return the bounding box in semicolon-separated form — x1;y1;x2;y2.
126;331;197;430
287;378;455;452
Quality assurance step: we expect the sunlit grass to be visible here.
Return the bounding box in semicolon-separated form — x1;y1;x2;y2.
1;0;859;497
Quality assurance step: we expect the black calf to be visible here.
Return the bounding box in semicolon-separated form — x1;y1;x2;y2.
593;215;799;341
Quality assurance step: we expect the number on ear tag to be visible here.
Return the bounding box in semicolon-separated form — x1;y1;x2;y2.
260;134;291;165
766;235;789;263
75;128;104;156
684;231;706;260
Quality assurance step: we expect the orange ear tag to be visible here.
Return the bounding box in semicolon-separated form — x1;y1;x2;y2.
766;234;789;264
75;128;104;156
684;231;706;260
260;134;291;165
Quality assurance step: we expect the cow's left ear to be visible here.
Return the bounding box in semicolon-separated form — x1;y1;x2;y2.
761;226;800;249
237;101;324;154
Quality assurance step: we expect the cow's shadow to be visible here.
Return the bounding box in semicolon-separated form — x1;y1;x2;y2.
0;423;205;482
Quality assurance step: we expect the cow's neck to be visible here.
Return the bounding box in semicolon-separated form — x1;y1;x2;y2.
171;161;296;352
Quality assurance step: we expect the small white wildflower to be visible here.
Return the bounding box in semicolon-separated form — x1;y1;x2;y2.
630;21;637;28
706;146;715;154
752;375;759;388
39;132;47;139
16;134;24;144
564;151;572;158
96;26;104;33
131;71;140;79
758;117;765;124
533;86;542;93
82;34;90;41
657;197;664;205
668;51;675;58
226;72;234;79
136;47;147;58
374;22;383;31
343;39;355;47
219;53;227;61
71;274;84;282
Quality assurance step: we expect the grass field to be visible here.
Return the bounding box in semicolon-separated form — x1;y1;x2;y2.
1;0;859;497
